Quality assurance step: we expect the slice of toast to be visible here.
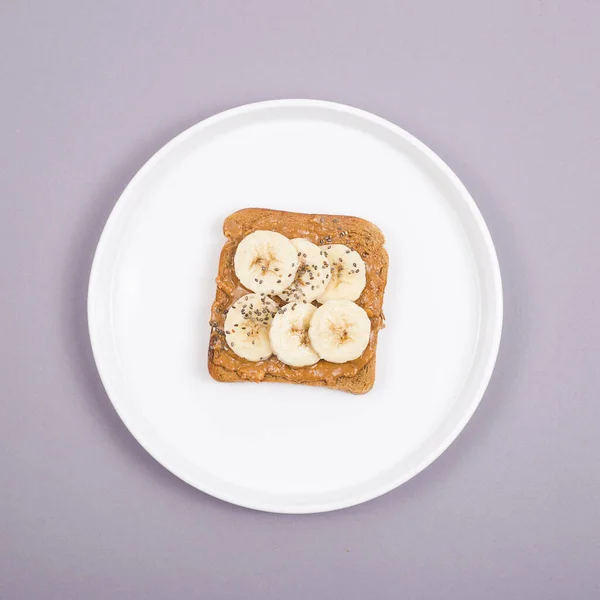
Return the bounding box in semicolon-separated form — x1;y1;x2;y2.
208;208;388;394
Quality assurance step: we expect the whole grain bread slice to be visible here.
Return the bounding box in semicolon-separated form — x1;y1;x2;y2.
208;208;388;394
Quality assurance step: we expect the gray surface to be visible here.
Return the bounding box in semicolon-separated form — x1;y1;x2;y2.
1;0;599;598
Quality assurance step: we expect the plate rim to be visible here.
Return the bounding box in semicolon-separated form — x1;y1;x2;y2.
88;99;503;513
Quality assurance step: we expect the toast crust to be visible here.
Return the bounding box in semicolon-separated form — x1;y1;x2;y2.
208;209;388;394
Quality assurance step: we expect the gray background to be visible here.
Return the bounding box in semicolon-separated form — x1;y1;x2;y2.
1;1;599;598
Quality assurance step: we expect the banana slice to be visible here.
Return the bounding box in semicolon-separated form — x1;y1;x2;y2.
234;231;299;295
279;238;331;303
317;244;366;303
269;302;320;367
308;300;371;363
224;293;278;361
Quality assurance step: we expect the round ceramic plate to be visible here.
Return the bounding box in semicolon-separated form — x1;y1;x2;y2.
88;100;502;513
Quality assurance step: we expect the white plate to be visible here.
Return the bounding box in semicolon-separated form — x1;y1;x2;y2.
88;100;502;513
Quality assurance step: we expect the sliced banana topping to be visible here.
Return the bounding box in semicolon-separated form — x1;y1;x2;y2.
269;302;320;367
279;238;330;303
308;300;371;363
234;230;299;295
317;244;366;303
229;232;372;366
224;294;278;361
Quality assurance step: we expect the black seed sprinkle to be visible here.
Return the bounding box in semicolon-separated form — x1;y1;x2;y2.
356;269;360;273
353;263;357;267
274;268;279;272
231;342;234;346
333;218;338;223
302;253;307;258
339;258;343;262
277;280;281;283
259;280;263;284
291;263;295;267
288;273;292;277
252;341;255;345
298;252;301;256
303;300;307;304
311;285;315;290
254;278;258;282
346;250;350;254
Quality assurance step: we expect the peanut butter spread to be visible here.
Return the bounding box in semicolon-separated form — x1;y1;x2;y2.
208;209;388;384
